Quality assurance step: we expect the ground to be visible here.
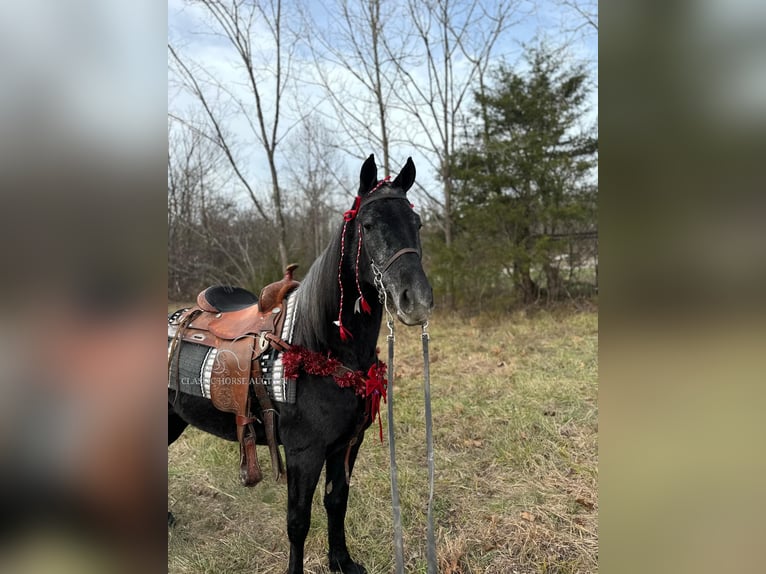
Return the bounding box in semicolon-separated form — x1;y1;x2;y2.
168;305;598;573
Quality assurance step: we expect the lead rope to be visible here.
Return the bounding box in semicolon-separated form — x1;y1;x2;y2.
375;264;437;573
388;319;406;574
422;321;437;574
375;264;405;574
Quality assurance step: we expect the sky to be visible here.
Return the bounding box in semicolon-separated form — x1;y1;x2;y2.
167;0;598;211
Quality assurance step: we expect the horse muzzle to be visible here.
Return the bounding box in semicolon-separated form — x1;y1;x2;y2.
378;248;433;326
391;281;433;326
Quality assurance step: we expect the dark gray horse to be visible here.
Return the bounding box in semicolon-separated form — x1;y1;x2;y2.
168;155;433;574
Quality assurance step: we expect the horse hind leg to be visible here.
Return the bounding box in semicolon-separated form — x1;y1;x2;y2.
324;440;367;574
168;405;188;528
168;405;188;446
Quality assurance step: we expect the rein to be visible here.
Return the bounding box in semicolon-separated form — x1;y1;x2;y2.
376;268;437;574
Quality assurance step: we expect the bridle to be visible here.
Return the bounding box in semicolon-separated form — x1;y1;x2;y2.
377;247;420;274
338;179;437;574
359;192;421;286
335;184;422;341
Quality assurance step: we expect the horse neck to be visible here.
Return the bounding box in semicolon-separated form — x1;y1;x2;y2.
293;230;383;370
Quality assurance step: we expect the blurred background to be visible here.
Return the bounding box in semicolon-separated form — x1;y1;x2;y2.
600;1;766;573
0;1;166;572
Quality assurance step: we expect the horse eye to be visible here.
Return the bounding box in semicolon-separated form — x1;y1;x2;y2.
363;223;373;231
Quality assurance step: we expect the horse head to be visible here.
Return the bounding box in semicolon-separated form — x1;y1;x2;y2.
353;154;433;326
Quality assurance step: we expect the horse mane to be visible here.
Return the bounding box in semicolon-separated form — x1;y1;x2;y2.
292;220;344;351
292;183;403;353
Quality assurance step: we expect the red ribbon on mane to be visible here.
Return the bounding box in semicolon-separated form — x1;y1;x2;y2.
343;196;361;222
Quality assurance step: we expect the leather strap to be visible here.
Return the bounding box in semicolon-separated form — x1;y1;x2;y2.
237;408;263;487
265;332;292;353
251;361;286;483
380;248;419;274
236;414;260;426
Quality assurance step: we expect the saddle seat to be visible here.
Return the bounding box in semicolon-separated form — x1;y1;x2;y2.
197;285;259;313
191;264;300;341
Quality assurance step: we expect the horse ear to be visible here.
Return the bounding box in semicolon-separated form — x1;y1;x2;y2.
392;157;416;193
359;154;377;195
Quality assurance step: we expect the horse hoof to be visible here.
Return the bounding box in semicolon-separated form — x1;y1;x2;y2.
329;558;367;574
168;511;176;527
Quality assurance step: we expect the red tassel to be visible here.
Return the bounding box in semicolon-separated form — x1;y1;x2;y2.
365;362;388;442
339;324;352;342
360;297;371;314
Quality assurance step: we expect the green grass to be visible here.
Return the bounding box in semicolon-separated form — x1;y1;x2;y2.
168;306;598;573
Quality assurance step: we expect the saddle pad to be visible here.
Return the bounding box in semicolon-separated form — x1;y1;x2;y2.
258;289;298;403
167;337;217;399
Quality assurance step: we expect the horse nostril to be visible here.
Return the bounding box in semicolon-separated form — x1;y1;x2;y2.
399;289;413;312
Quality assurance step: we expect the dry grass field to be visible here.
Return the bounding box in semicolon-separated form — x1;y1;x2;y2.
168;306;598;573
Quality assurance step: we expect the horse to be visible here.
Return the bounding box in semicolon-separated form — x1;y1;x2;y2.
168;154;433;574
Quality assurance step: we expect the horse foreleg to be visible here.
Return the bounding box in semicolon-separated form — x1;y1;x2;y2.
285;446;325;574
324;439;367;574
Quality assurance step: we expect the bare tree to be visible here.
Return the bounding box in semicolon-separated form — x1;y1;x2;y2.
301;0;413;174
285;117;345;259
169;0;299;269
556;0;598;33
169;118;213;298
168;118;270;297
386;0;519;250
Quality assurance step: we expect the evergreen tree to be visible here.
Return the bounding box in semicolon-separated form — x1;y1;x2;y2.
448;47;597;304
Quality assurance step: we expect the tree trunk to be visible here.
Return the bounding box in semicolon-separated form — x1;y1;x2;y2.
514;261;538;304
543;262;562;302
268;153;289;270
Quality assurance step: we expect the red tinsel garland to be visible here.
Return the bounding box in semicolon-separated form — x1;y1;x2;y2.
282;346;388;441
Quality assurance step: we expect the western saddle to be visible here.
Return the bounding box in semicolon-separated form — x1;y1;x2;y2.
169;265;300;486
